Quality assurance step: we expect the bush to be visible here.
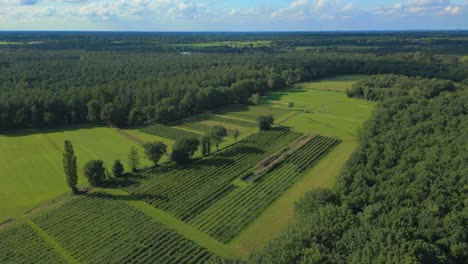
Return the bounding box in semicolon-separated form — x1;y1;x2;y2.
112;160;124;177
84;160;106;186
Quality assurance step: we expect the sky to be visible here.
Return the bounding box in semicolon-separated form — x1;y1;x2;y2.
0;0;467;31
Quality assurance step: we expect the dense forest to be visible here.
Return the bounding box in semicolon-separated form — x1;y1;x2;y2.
0;31;467;131
248;76;467;263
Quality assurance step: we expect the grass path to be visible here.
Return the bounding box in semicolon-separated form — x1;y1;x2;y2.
22;217;79;264
103;189;240;259
229;140;357;256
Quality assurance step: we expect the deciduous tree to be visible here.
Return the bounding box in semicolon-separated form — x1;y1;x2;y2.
143;141;167;167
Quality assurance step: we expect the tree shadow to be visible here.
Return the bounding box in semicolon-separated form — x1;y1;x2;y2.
0;123;104;137
221;146;265;157
99;173;147;188
261;86;307;105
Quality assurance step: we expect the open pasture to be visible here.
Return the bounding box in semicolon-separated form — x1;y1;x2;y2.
0;126;165;221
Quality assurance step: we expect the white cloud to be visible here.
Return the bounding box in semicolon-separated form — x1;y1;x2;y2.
342;2;353;12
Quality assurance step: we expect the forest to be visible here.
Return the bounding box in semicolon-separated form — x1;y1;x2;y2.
249;75;467;263
0;31;467;264
0;32;467;131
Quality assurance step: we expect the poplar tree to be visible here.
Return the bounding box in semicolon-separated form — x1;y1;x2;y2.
63;140;78;194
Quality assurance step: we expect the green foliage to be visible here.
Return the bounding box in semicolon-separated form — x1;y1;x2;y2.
112;160;124;177
257;115;274;131
346;74;456;101
288;102;295;110
128;146;140;172
0;223;66;263
170;137;200;164
191;135;339;242
31;193;213;263
126;128;302;223
143;141;167;167
200;135;212;156
86;100;101;123
249;93;260;105
253;79;468;263
84;160;105;186
229;129;240;142
62;140;78;194
209;125;228;150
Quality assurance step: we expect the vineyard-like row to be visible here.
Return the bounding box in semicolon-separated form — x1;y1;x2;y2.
0;222;66;263
140;124;201;140
190;135;340;242
215;105;289;122
32;193;212;264
126;128;302;222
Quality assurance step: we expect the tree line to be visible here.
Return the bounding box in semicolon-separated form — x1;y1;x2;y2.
1;48;466;131
63;116;274;190
246;77;467;263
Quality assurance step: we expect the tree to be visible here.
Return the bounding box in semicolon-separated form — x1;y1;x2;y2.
170;137;200;164
209;125;228;150
84;160;105;186
250;93;260;105
230;129;240;142
257;115;274;131
128;146;140;172
267;73;286;90
87;100;101;122
143;141;167;167
112;160;124;177
288;102;295;110
200;135;211;156
63;140;78;194
129;106;145;126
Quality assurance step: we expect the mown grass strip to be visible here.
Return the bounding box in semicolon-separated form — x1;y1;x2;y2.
21;217;79;264
103;189;241;259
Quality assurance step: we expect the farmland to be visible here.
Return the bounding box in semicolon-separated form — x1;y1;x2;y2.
31;193;213;263
0;76;374;262
0;126;156;221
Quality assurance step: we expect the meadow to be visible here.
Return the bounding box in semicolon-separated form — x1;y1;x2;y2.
0;126;166;221
0;75;374;262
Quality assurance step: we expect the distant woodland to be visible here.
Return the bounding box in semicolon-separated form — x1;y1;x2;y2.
0;32;467;131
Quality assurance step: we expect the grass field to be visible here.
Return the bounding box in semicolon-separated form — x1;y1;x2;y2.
0;126;168;221
0;75;375;262
0;41;21;45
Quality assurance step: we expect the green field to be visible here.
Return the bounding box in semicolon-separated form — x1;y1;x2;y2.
0;41;21;45
0;75;375;261
0;126;166;221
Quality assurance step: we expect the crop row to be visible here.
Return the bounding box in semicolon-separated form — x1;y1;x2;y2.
0;222;66;264
190;136;340;242
126;127;302;221
140;124;201;140
32;193;212;264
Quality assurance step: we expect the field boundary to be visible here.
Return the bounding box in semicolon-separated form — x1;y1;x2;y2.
22;217;79;264
228;140;357;254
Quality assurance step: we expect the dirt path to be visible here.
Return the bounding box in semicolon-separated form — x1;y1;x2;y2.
114;129;145;145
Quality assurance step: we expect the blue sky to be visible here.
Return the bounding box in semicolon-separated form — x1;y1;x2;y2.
0;0;467;31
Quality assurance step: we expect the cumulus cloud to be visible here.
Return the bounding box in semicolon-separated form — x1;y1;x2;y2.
374;0;466;16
